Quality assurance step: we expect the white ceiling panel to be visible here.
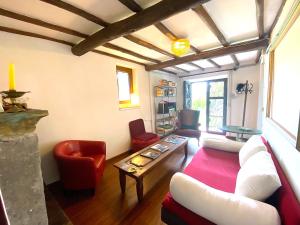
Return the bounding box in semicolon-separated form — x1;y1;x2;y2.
132;25;174;54
203;0;258;42
176;63;199;71
192;59;214;68
64;0;133;23
109;37;170;61
0;16;82;43
161;10;220;50
236;50;258;62
211;55;234;65
0;0;100;35
95;46;150;64
164;67;180;73
265;0;283;32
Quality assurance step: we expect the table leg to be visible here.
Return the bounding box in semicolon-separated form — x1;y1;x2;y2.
119;170;126;194
184;143;188;158
136;177;144;202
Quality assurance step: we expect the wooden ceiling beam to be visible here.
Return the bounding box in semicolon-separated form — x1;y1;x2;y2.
0;25;146;66
255;50;262;64
174;66;189;73
123;35;175;58
118;0;142;13
268;0;286;36
145;38;269;71
103;43;160;63
0;8;162;64
71;0;210;56
207;59;221;68
192;5;239;67
40;0;178;60
255;0;265;38
192;5;227;46
40;0;109;27
0;8;88;38
159;69;177;75
118;0;205;70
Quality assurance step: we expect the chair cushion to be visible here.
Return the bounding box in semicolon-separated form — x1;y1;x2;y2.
179;110;200;130
175;129;200;138
135;132;158;141
239;135;267;166
235;151;281;201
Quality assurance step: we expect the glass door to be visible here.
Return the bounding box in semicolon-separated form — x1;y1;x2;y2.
206;79;227;133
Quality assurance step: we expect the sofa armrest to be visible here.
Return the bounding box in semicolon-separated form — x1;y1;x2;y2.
202;137;244;152
170;173;281;225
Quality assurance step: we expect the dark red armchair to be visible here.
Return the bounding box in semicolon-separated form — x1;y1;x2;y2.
129;119;160;152
53;140;106;191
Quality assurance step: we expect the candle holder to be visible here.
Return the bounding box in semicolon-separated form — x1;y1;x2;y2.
1;90;30;113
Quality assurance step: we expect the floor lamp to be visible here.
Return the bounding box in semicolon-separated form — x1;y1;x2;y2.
236;80;253;127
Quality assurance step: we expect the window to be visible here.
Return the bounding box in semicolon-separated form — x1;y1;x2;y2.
117;66;133;104
267;13;300;150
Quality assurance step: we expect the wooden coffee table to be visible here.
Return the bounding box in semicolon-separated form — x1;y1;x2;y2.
114;135;188;202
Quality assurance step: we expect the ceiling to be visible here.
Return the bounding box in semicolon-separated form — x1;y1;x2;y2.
0;0;285;75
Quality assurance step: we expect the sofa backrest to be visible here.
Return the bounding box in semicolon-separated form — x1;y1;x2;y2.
129;118;145;138
262;137;300;225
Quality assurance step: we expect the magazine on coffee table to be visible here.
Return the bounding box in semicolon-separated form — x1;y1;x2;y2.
150;144;169;153
140;149;161;159
164;135;185;144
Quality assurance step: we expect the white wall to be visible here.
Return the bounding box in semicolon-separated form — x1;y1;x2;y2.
229;65;260;128
0;32;156;184
181;65;260;129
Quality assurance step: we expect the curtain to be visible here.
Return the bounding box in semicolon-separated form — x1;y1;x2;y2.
183;81;192;109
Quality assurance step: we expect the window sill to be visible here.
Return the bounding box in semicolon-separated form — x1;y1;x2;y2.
119;104;140;110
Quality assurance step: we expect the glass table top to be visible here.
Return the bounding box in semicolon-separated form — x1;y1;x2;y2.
221;125;262;135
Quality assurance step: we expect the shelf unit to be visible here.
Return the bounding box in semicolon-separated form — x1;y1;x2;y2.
154;85;177;136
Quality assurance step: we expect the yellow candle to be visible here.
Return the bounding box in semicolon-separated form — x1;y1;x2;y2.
8;63;16;91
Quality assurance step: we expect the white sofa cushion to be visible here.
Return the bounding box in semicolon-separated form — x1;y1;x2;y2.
239;135;267;166
202;136;244;152
170;172;281;225
235;151;282;201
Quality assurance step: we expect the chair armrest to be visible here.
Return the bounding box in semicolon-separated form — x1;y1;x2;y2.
170;173;280;225
79;141;106;156
202;137;244;152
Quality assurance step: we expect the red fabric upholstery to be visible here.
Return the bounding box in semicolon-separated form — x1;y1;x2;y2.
53;140;106;190
262;137;300;225
162;147;239;225
162;138;300;225
129;119;160;152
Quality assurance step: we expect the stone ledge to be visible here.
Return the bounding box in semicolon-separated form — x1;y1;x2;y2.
0;109;48;139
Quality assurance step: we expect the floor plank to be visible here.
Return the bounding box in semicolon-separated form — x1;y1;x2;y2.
48;138;200;225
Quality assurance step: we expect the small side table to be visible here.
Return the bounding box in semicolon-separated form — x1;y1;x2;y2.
220;125;262;142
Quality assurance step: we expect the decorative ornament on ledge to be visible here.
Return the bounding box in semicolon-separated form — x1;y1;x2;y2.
0;63;48;138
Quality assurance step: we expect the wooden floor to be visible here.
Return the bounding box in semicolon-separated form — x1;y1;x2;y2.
48;138;200;225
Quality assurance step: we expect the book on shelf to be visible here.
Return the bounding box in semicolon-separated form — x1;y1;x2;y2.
150;144;169;153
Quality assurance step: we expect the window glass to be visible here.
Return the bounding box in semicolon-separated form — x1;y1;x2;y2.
117;71;131;102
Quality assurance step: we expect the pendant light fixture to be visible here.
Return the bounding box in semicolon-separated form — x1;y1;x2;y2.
171;39;190;56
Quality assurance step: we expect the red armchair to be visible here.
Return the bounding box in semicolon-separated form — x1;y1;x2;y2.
53;140;106;190
129;119;160;152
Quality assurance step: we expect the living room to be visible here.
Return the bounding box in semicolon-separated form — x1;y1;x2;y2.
0;0;299;225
